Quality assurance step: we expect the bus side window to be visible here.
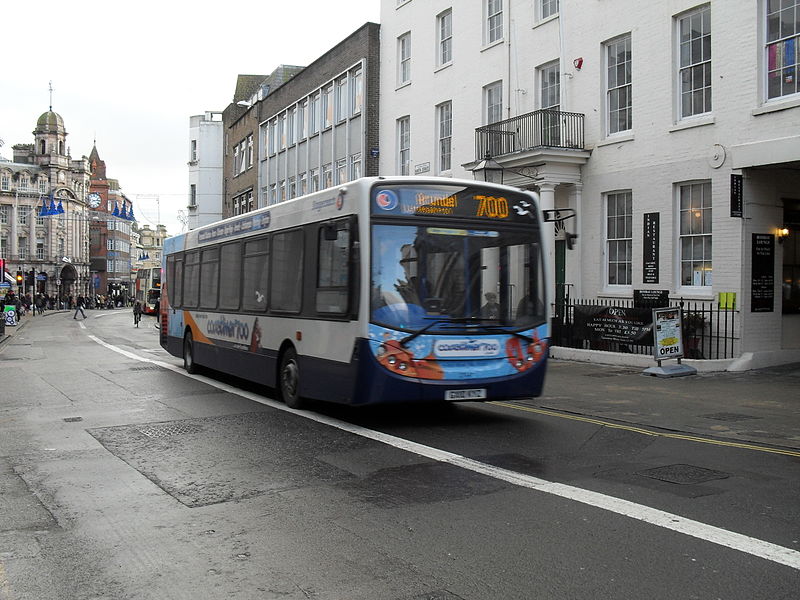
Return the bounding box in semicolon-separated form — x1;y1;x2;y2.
270;230;303;313
219;242;242;311
316;221;349;315
183;251;200;308
199;247;220;310
172;256;184;308
242;238;269;312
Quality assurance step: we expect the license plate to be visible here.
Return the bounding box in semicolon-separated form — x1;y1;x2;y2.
445;388;487;401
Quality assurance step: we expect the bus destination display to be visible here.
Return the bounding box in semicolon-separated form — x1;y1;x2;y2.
372;186;537;223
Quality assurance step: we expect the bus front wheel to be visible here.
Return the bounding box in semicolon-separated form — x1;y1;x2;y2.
183;331;199;374
279;348;305;409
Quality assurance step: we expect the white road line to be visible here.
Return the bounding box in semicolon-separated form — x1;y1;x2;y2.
87;334;800;572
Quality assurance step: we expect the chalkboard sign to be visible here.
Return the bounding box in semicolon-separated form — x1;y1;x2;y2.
751;233;774;312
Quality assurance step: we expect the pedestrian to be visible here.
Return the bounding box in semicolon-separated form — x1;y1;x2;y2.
153;298;160;329
73;294;86;320
35;293;45;316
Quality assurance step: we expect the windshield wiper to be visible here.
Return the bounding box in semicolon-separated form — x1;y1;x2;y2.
477;325;534;344
400;318;462;347
399;317;534;346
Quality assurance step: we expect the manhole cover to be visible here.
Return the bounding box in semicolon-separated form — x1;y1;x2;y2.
138;423;203;438
638;464;730;485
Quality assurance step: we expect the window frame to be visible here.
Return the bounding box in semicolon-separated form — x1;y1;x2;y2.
765;0;800;101
606;34;633;135
677;5;712;119
398;32;412;86
486;0;503;45
677;181;713;291
397;116;411;175
437;9;453;67
604;191;633;288
437;101;453;173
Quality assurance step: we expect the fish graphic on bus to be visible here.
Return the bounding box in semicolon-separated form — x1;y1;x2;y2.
376;337;444;380
505;333;547;372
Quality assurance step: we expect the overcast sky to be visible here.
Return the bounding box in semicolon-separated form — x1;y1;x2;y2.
1;0;380;236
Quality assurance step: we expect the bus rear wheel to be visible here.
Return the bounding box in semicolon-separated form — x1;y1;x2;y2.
183;331;199;374
279;348;305;409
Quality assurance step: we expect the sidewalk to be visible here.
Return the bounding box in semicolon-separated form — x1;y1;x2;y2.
533;358;800;452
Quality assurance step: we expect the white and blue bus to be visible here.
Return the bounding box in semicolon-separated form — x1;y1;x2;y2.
159;177;550;409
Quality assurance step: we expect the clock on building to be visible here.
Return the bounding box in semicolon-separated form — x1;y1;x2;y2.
87;192;102;208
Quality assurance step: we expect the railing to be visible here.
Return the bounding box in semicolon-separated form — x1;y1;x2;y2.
475;109;585;159
551;294;740;360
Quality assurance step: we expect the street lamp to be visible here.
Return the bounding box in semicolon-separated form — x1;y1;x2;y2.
470;152;544;185
471;153;505;184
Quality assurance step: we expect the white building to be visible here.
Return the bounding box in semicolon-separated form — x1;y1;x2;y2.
187;111;224;230
379;0;800;367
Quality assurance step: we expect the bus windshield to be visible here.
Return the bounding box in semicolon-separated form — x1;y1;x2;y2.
371;223;545;333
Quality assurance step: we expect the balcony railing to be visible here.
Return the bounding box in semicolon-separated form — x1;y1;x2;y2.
475;109;585;159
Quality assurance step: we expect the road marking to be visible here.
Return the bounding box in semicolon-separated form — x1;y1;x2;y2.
87;334;800;572
492;402;800;458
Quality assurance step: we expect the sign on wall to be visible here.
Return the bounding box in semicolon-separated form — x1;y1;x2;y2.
730;174;743;218
643;212;660;284
751;233;774;312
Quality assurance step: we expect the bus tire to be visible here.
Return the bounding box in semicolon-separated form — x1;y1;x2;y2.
278;347;305;409
183;331;199;374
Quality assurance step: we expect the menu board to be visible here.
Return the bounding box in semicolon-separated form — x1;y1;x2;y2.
751;233;774;312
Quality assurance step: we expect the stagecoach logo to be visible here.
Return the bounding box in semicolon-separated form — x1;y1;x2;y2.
433;338;501;358
375;190;398;211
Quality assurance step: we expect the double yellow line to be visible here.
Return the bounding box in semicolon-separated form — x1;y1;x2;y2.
491;401;800;458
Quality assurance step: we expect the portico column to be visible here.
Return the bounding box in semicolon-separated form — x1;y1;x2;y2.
538;181;557;282
568;182;583;298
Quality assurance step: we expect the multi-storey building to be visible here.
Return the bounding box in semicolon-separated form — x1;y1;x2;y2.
87;145;135;301
258;23;381;205
0;110;92;298
379;0;800;366
187;111;224;230
222;67;305;219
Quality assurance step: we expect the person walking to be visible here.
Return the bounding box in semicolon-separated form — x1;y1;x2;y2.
73;295;87;320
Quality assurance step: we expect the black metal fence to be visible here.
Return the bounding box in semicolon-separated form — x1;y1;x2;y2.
475;109;585;159
551;295;740;360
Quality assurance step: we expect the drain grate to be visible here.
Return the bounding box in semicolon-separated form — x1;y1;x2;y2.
638;464;730;485
63;416;83;423
701;412;760;422
129;365;167;372
138;423;203;438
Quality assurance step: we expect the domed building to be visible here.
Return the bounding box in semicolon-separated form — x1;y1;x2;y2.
0;109;92;300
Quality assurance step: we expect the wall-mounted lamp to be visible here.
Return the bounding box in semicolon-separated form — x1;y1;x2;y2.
470;153;542;185
573;57;584;70
777;226;790;243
